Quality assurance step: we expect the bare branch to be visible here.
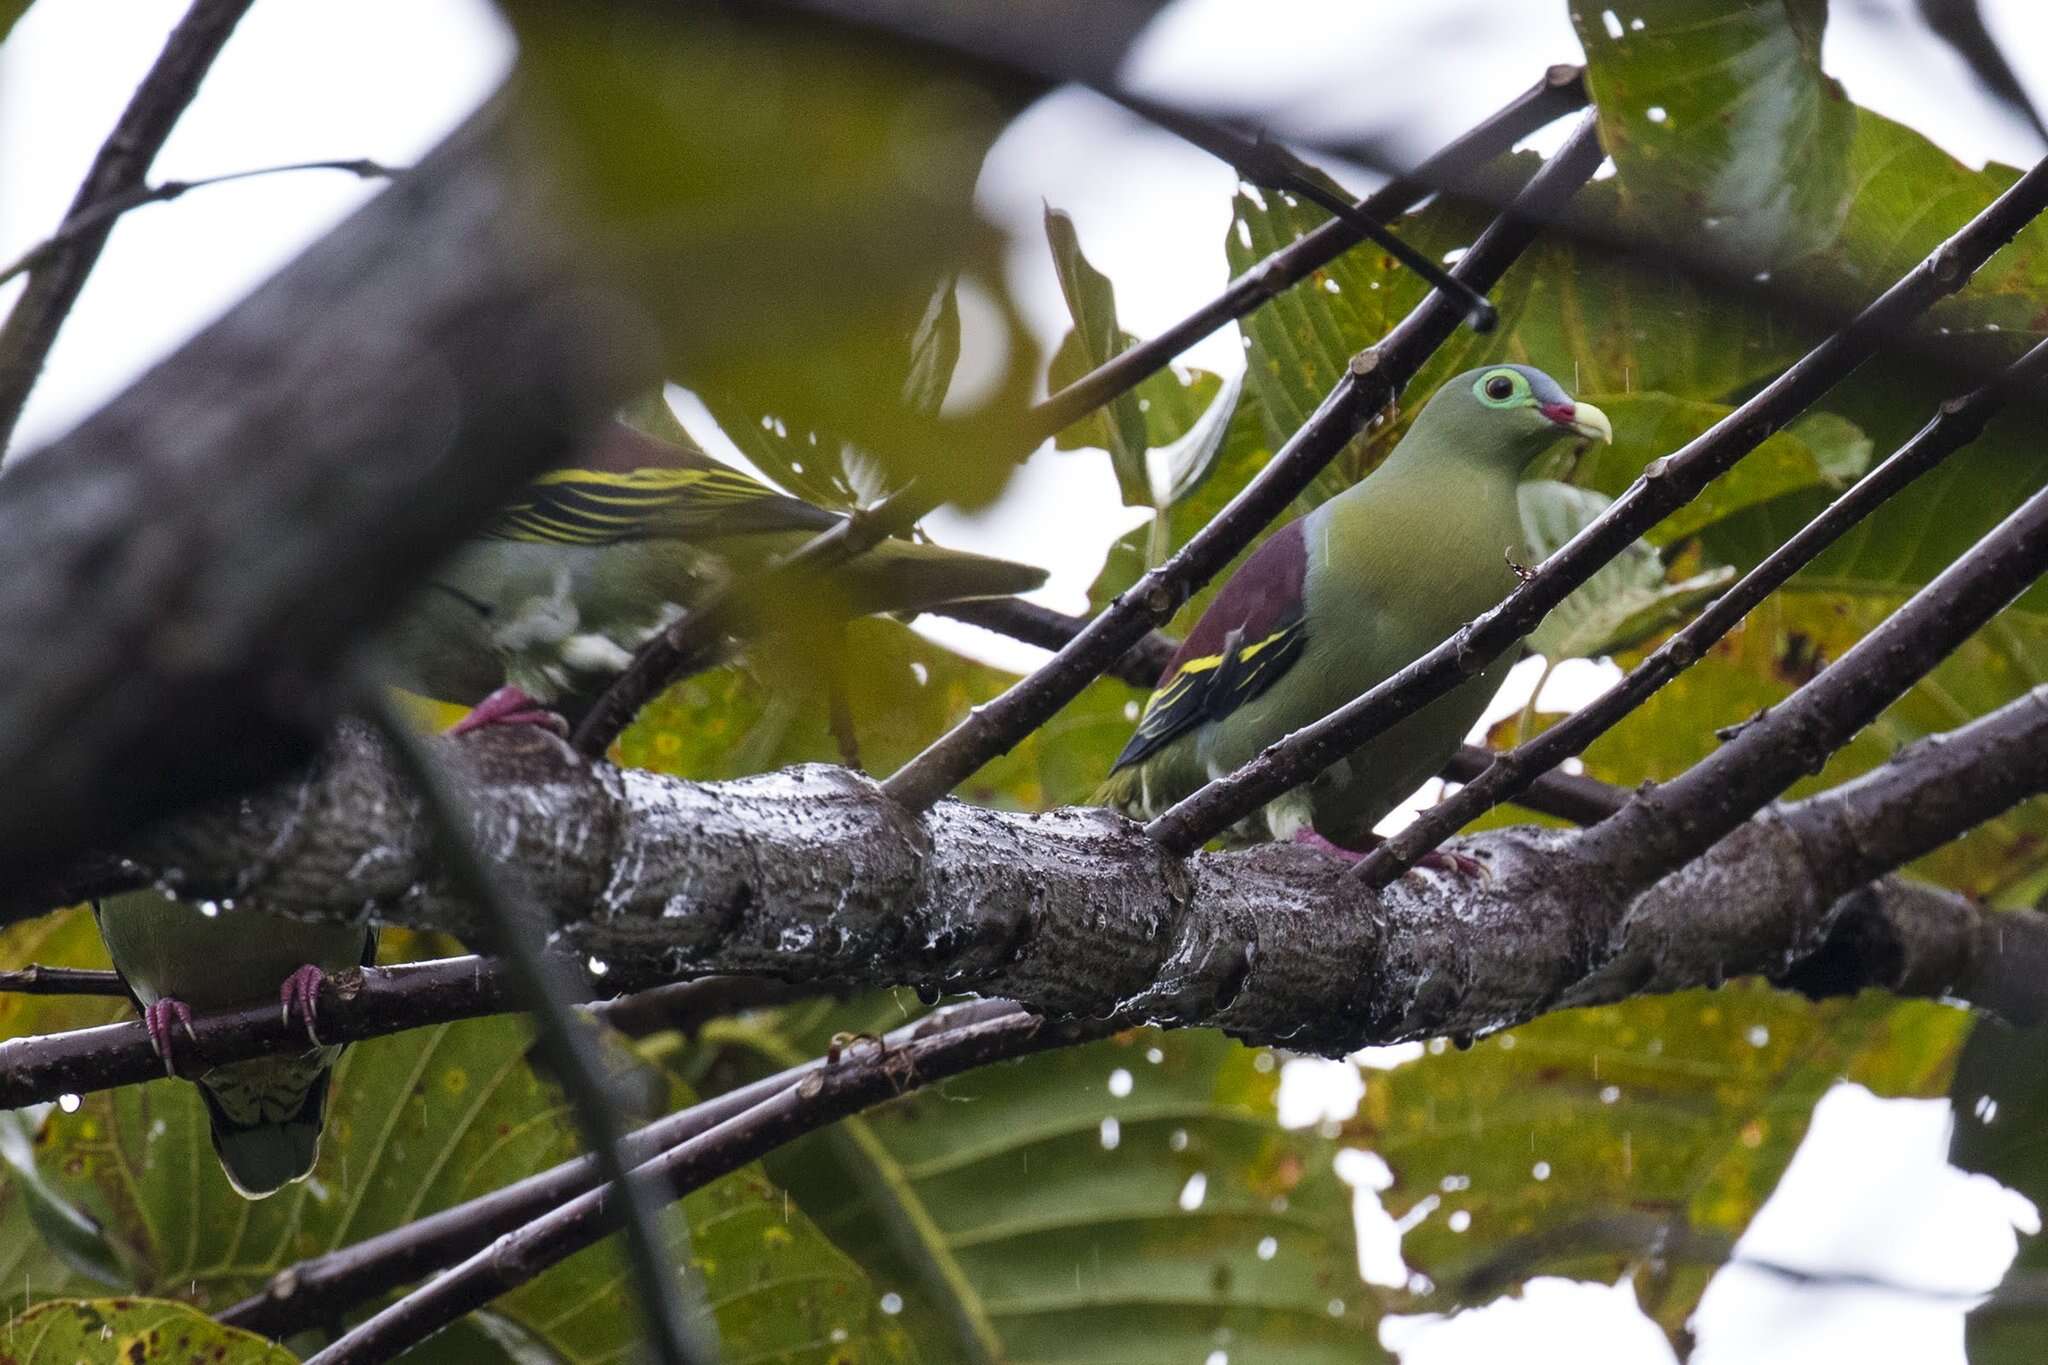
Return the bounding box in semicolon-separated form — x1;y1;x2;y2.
0;966;127;997
305;1006;1098;1365
1145;151;2048;854
0;158;399;290
1361;334;2048;884
1574;481;2048;888
880;113;1608;812
219;999;1022;1338
0;0;256;453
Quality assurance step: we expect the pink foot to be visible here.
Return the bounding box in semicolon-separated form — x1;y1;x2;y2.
1291;829;1366;863
280;965;328;1046
447;685;568;738
142;998;197;1078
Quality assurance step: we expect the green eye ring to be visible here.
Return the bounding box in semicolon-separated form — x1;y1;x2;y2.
1473;368;1528;407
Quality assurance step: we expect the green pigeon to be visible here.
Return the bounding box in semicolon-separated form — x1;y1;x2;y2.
93;890;375;1198
375;421;1049;733
1095;364;1611;857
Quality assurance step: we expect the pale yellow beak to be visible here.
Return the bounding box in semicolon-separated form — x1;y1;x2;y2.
1566;399;1612;445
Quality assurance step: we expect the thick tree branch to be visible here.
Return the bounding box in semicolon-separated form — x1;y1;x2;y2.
1362;334;2048;884
54;691;2048;1068
0;0;256;454
881;113;1608;811
0;97;651;886
1146;151;2048;853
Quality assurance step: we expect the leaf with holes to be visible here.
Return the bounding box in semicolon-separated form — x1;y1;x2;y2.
0;1298;296;1364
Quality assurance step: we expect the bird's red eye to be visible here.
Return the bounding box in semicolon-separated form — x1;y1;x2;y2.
1484;374;1514;400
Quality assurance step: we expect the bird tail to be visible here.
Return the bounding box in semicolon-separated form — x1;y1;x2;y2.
834;540;1047;617
1089;764;1146;817
196;1054;335;1198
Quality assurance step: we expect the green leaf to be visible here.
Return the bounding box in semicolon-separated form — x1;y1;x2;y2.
1518;480;1733;661
694;280;965;511
1045;207;1151;506
710;1002;1385;1365
0;1298;297;1364
1570;0;1853;267
505;4;1032;507
1367;989;1966;1339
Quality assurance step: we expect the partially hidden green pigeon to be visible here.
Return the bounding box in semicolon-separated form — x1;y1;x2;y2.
93;890;375;1198
1095;364;1611;857
375;421;1049;733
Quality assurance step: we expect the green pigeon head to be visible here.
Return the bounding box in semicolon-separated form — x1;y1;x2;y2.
1400;363;1613;470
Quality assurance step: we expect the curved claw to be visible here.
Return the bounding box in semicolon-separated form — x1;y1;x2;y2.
142;998;197;1078
447;685;569;738
1416;848;1488;880
279;965;328;1046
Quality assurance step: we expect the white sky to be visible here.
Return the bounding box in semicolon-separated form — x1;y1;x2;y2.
4;2;2046;1362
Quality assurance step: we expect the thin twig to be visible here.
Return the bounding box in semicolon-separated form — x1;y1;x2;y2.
0;159;398;290
305;1006;1091;1365
360;692;712;1365
1143;150;2048;855
224;998;1021;1338
879;112;1608;814
0;965;128;997
1358;333;2048;885
567;71;1587;757
1109;90;1499;329
0;0;256;455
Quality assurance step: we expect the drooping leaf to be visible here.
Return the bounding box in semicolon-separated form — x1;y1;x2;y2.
1518;480;1733;662
0;1298;297;1364
1044;210;1229;508
703;999;1385;1365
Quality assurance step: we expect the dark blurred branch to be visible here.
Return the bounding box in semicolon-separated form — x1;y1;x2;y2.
0;96;650;888
1918;0;2048;144
0;0;256;455
1361;334;2048;884
0;158;398;289
0;965;127;997
361;691;709;1365
881;113;1607;813
1145;151;2048;855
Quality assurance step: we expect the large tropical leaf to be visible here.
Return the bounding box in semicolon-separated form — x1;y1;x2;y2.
0;1298;295;1364
699;997;1384;1365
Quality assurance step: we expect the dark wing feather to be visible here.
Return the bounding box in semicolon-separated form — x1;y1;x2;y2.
1112;520;1310;771
485;421;839;546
